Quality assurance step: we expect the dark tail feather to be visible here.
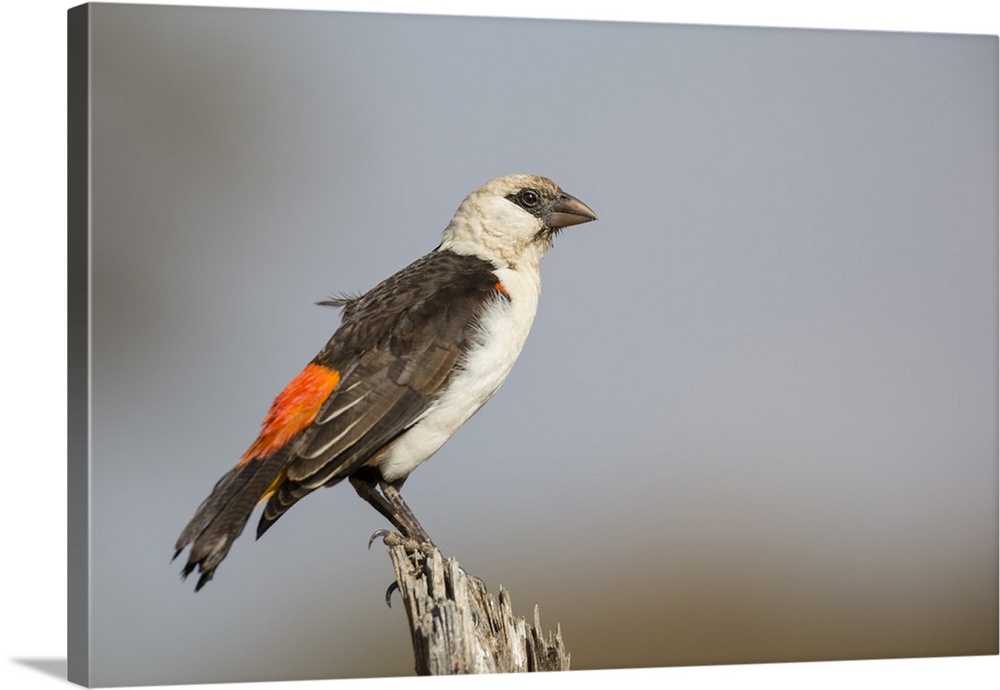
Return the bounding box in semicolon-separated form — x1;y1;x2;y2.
255;456;361;540
256;481;316;540
175;455;286;591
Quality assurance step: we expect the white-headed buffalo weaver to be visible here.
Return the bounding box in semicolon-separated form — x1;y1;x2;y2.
174;174;597;590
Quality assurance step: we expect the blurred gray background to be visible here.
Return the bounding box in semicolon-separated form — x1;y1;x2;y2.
86;4;997;686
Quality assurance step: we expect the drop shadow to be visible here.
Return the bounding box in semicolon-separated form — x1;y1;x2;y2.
11;658;67;681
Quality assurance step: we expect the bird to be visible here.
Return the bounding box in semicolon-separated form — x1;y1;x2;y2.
174;173;597;590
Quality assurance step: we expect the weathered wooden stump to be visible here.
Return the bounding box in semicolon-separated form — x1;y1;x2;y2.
377;533;570;675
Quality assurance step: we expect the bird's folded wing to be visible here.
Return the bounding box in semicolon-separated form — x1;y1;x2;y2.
259;253;505;528
284;339;460;488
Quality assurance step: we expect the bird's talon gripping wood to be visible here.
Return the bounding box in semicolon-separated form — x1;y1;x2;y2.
174;174;596;590
368;529;393;550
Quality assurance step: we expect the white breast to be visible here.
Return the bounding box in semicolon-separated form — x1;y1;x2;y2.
376;264;541;482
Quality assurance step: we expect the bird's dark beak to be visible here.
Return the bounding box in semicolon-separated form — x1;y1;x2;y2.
545;192;597;229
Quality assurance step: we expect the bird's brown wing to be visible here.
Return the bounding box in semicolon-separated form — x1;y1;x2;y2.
259;250;508;533
175;251;509;590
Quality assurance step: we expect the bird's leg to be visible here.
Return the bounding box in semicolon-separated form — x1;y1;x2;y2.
380;483;435;546
349;472;435;546
349;473;403;531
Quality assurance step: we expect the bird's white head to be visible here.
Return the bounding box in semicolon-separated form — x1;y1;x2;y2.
440;174;597;269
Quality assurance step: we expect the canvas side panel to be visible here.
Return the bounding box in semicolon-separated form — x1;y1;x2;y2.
67;3;91;687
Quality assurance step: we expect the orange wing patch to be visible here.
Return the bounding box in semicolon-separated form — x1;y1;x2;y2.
239;363;340;464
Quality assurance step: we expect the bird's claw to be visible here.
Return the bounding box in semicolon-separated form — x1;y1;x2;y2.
368;529;393;550
384;580;399;607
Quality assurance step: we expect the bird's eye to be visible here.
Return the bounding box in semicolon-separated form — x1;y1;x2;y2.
517;189;540;208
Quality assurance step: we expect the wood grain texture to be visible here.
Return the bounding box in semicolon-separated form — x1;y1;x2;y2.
379;534;570;675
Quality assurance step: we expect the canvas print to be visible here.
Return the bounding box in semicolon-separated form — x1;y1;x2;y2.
68;3;998;687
